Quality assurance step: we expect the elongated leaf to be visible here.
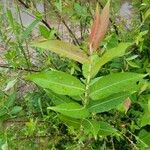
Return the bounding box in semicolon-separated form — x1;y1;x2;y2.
89;1;110;52
88;92;130;113
89;43;131;77
59;115;81;129
10;106;22;115
31;40;89;64
82;120;117;138
45;89;72;105
4;78;17;91
21;19;40;42
47;102;89;119
99;121;117;136
26;71;85;96
82;119;100;139
138;130;150;147
90;72;145;100
82;54;100;78
88;4;101;53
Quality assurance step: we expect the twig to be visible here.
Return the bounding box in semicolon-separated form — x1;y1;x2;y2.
48;0;80;46
80;138;94;150
0;64;40;72
17;0;61;40
122;133;138;149
17;3;31;71
16;135;52;140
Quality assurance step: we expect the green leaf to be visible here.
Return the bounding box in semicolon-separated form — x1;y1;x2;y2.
31;40;89;64
7;9;16;33
45;89;72;105
82;119;100;139
138;129;150;147
26;70;85;96
21;19;40;42
99;121;117;136
4;93;16;108
39;25;50;39
10;106;22;115
83;120;118;138
89;72;145;100
144;8;150;22
4;78;17;91
0;109;7;118
59;115;81;129
140;98;150;127
47;102;89;119
89;43;131;77
82;54;100;78
88;92;130;113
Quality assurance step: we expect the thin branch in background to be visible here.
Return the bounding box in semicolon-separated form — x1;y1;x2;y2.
80;138;94;150
111;136;115;150
0;64;40;72
122;133;138;150
16;0;61;40
16;3;31;71
48;0;80;46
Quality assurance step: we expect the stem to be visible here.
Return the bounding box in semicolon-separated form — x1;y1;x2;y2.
84;64;92;106
0;64;40;72
84;53;93;106
48;0;80;46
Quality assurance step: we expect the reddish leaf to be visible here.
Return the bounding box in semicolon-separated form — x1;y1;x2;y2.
123;97;131;114
89;4;101;54
89;1;110;54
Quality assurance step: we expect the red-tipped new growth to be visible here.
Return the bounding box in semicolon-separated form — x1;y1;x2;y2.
88;1;110;54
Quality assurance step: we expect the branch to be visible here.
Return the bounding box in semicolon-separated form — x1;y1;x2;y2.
48;0;80;46
17;0;61;40
80;138;95;150
0;64;40;72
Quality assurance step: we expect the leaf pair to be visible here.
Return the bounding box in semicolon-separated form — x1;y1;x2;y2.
88;1;110;54
83;42;131;78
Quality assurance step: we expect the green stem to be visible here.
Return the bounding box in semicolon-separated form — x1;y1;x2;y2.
84;57;92;106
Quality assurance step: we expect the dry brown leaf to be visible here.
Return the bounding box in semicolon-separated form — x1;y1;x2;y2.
88;1;110;54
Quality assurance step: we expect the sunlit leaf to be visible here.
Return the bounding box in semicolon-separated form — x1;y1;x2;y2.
31;39;89;64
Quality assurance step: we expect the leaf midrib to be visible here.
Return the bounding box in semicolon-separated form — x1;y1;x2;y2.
36;78;85;91
89;94;129;110
90;76;141;96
